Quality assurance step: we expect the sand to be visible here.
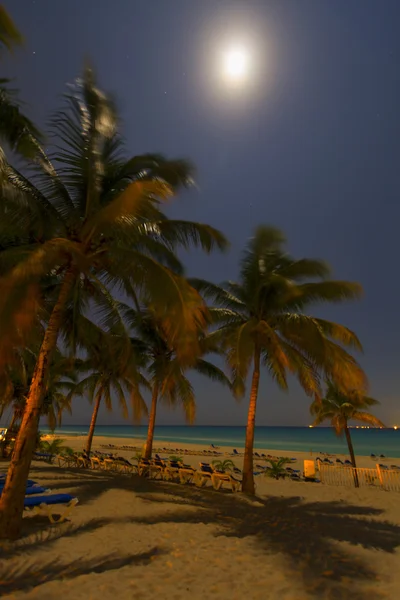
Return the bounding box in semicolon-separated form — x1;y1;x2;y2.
1;434;399;600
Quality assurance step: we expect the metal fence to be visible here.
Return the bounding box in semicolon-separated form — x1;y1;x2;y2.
318;463;400;492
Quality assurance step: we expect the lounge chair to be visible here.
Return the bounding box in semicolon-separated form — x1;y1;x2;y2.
23;493;78;523
162;460;195;484
0;484;45;495
138;458;151;477
211;470;241;492
24;485;48;495
149;459;166;479
0;479;37;489
232;449;239;455
176;463;197;484
114;457;137;474
56;453;79;468
194;463;214;487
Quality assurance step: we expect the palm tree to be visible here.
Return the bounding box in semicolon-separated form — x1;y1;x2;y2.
0;346;76;432
189;226;366;495
310;381;384;486
68;323;149;455
124;307;232;460
0;67;227;539
264;458;292;480
0;6;42;161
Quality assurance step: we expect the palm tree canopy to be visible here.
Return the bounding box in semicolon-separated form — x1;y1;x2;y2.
0;345;77;430
189;226;365;399
0;7;42;160
67;320;150;422
310;380;385;435
0;7;22;52
124;305;232;423
0;66;228;367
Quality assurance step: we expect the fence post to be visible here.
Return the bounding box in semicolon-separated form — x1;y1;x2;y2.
376;463;384;489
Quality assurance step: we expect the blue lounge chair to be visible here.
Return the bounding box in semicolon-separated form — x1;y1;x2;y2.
0;479;37;488
24;486;48;495
0;484;46;495
232;449;239;455
23;493;78;523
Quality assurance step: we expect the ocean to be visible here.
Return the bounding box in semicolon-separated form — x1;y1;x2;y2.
40;425;400;458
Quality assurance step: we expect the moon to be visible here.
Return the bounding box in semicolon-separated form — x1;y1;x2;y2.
223;47;249;81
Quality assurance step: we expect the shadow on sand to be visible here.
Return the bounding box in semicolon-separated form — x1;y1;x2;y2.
1;464;398;599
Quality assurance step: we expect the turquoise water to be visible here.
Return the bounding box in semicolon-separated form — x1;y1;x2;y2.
40;425;400;458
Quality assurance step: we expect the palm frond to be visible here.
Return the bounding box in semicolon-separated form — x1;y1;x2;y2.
226;319;256;379
351;411;385;428
187;278;246;312
193;359;232;388
283;281;363;310
155;220;228;253
0;7;22;52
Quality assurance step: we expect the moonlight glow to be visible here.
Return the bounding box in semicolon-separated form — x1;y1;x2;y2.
223;47;249;81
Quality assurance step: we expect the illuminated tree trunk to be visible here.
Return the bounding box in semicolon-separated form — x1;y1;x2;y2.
144;383;159;460
8;411;18;431
344;423;359;488
0;270;75;540
242;346;261;495
85;391;102;455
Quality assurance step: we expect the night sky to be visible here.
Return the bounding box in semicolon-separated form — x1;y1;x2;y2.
4;0;400;427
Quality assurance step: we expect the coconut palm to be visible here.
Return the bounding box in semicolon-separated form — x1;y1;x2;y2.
189;226;365;494
0;346;77;432
310;381;384;486
68;322;149;455
0;67;227;539
123;306;232;460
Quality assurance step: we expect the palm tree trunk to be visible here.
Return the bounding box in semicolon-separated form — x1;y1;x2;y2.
8;411;18;431
0;269;75;540
144;383;159;460
344;423;359;488
85;391;102;455
242;346;261;495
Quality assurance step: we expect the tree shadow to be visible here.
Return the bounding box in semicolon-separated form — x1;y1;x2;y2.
127;484;398;600
0;517;112;560
0;547;166;595
3;464;398;599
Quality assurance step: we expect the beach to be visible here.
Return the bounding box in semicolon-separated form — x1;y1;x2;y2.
1;434;400;600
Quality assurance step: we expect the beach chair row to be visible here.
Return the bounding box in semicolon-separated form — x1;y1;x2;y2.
54;451;241;492
56;451;135;473
0;473;78;523
138;458;241;492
